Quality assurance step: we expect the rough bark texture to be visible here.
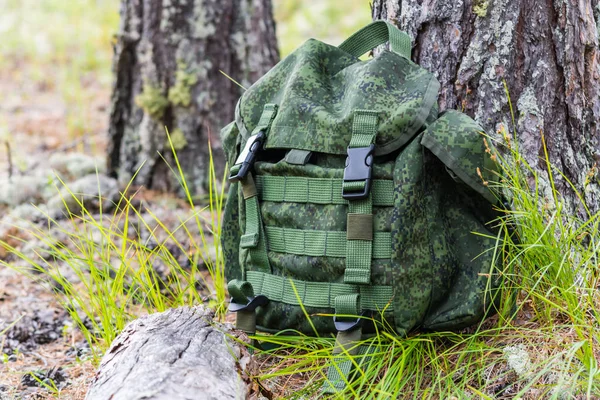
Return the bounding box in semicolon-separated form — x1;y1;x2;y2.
373;0;600;214
107;0;279;196
85;307;254;400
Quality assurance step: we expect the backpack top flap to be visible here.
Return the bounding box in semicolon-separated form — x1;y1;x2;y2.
236;38;440;156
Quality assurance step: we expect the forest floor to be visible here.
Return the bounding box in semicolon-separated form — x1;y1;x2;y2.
0;55;218;398
0;4;199;396
0;57;110;397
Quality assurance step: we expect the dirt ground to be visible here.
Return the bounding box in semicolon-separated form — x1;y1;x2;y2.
0;58;113;399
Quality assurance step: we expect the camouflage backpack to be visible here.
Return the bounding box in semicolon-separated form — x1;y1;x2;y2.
220;20;502;390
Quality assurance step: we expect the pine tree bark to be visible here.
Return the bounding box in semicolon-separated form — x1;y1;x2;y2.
373;0;600;214
107;0;278;195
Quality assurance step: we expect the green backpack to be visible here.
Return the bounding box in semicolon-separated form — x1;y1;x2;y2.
220;20;502;389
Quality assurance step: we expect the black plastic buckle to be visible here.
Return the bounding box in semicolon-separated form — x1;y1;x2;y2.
228;294;269;313
333;310;370;332
342;144;375;200
228;131;266;182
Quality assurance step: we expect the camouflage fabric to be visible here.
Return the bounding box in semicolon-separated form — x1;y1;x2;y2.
220;22;502;336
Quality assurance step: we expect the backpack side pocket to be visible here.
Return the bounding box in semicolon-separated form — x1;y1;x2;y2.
420;111;503;330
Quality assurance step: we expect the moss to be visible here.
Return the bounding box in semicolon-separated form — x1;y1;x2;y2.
135;83;169;120
192;3;216;39
168;62;198;107
168;128;188;151
473;0;489;17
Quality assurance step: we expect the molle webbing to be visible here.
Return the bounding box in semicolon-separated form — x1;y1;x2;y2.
255;175;394;206
246;271;393;311
264;227;391;259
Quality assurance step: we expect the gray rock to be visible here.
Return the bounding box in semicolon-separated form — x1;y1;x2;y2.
0;176;50;207
46;174;120;218
7;203;50;223
49;152;106;181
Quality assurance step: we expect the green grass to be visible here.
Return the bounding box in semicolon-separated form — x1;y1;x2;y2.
1;136;228;363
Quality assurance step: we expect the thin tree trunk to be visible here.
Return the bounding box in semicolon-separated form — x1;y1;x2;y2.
107;0;279;196
373;0;600;214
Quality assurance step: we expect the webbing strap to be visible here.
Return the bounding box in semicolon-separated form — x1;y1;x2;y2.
253;104;278;136
264;226;391;259
344;111;378;284
246;271;394;311
239;105;278;276
323;344;379;393
230;104;278;178
339;20;411;59
334;294;360;318
241;175;271;275
255;176;394;206
323;334;362;393
284;149;312;165
228;279;254;303
228;280;257;333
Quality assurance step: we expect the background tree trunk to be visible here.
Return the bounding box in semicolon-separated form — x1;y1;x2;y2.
373;0;600;214
107;0;279;196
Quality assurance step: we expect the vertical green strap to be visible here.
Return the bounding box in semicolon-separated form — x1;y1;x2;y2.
344;111;378;285
345;198;373;284
241;171;271;277
230;103;278;176
323;294;362;393
323;344;380;394
253;104;278;134
239;104;278;276
323;329;362;393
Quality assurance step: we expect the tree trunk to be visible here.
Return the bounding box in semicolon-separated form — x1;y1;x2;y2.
85;307;256;400
107;0;279;196
372;0;600;214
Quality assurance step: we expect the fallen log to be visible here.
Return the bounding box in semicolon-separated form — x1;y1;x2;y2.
85;306;255;400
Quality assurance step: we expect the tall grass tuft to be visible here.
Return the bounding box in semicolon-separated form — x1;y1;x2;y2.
1;138;228;364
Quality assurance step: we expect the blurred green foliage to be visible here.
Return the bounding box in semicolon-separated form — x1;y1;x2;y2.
273;0;372;56
0;0;369;140
0;0;120;140
0;0;119;81
0;0;371;76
